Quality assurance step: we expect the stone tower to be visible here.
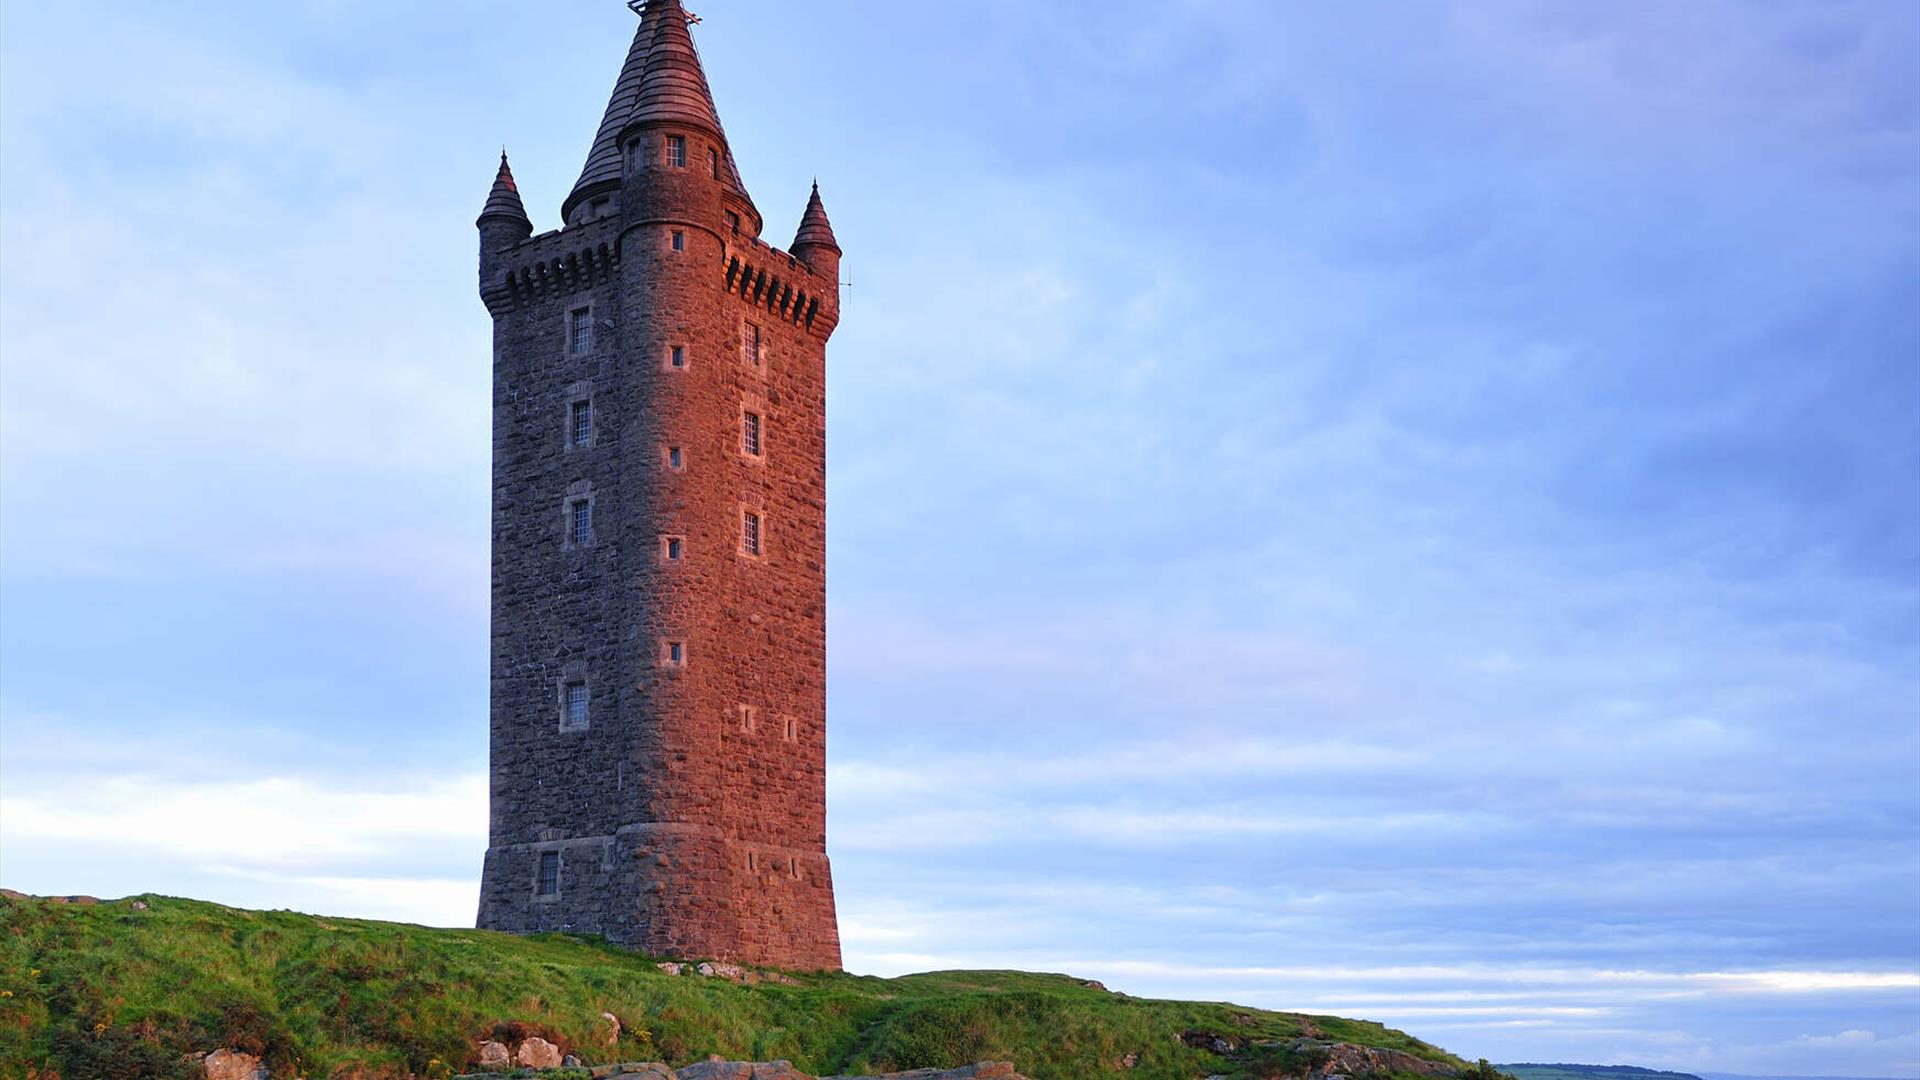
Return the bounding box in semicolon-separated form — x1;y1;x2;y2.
475;0;843;971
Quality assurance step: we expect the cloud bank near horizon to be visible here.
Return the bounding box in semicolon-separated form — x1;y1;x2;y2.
2;0;1915;1074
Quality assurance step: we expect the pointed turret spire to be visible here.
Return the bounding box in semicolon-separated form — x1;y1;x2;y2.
479;151;532;230
792;181;840;256
561;0;758;228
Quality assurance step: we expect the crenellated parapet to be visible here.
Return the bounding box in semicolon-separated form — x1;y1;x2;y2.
481;219;624;315
721;237;838;336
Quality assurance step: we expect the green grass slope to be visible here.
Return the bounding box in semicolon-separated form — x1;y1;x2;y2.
0;894;1473;1080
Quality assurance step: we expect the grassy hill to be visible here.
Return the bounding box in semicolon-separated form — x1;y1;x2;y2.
0;894;1480;1080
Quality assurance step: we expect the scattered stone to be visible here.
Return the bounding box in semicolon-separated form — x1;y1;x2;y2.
1179;1031;1241;1054
696;961;747;981
477;1041;512;1069
516;1036;563;1069
678;1062;810;1080
1304;1039;1454;1079
656;962;685;976
596;1066;675;1080
825;1066;1026;1080
1080;979;1108;991
564;1055;584;1068
601;1011;624;1045
131;900;150;911
1117;1052;1138;1069
202;1049;268;1080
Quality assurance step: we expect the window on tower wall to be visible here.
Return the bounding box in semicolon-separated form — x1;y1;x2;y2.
569;499;593;546
671;345;686;369
742;510;762;556
563;682;589;732
742;322;761;367
570;400;593;447
671;230;686;252
742;411;762;457
569;307;592;355
709;147;720;179
537;851;559;896
666;135;687;168
727;211;741;235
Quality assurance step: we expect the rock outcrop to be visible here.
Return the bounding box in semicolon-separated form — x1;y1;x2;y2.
458;1062;1026;1080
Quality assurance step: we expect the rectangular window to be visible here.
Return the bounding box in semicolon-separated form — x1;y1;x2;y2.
739;705;756;734
564;683;589;731
671;345;686;368
670;641;683;663
570;499;592;545
742;411;762;457
671;230;686;252
666;135;687;168
664;536;683;561
537;851;559;896
742;322;761;366
570;400;592;447
742;510;762;556
569;307;592;355
727;211;741;235
667;446;684;470
789;858;801;881
709;148;720;179
783;716;798;743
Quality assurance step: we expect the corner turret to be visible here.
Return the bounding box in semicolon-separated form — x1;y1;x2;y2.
792;181;841;273
478;152;534;284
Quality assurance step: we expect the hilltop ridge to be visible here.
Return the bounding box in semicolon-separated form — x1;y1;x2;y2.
0;893;1497;1080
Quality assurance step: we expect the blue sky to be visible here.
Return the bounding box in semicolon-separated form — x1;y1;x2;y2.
1;0;1916;1073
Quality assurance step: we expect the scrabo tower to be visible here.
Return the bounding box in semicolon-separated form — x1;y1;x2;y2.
475;0;843;970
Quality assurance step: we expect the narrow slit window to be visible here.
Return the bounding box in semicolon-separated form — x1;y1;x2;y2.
664;640;686;667
727;210;741;235
739;705;756;734
671;230;686;252
747;851;758;874
564;683;589;731
742;411;762;457
666;135;687;168
537;851;559;896
742;322;761;366
671;345;686;369
570;400;592;447
789;859;801;881
665;536;683;561
709;147;721;179
667;446;684;470
569;307;593;355
742;510;762;556
783;716;798;742
569;499;593;545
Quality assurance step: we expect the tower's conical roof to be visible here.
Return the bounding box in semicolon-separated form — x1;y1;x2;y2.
562;0;756;225
479;152;532;227
792;182;840;255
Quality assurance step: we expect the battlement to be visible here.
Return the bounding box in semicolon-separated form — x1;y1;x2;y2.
481;219;623;315
722;240;836;335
